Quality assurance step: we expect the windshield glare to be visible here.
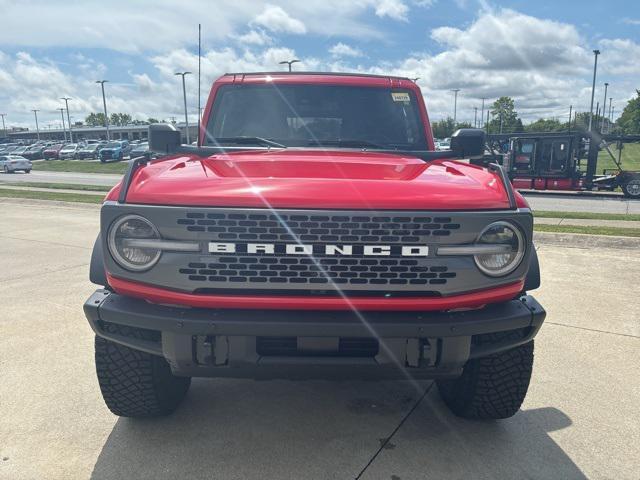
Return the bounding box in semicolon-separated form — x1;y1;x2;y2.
206;84;427;150
105;142;120;148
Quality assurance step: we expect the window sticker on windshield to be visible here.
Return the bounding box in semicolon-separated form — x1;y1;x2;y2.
391;92;410;102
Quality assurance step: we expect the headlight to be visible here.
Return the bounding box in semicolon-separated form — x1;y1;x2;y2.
474;221;525;276
108;215;161;271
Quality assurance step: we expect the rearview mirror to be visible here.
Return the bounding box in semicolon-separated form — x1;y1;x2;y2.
148;123;181;155
450;128;485;159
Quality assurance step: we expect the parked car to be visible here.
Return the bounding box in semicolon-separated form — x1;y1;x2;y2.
22;145;46;160
58;144;82;159
77;143;105;160
43;144;64;160
98;140;131;162
129;142;153;160
0;155;32;173
10;146;29;156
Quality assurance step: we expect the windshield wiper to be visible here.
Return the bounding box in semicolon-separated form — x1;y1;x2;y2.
307;139;389;150
212;136;286;148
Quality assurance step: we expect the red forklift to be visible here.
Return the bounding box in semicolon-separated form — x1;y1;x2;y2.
480;132;640;198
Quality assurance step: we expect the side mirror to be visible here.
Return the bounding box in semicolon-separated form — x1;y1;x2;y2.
148;123;181;154
450;128;485;159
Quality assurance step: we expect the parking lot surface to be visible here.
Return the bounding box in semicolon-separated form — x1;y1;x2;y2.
0;199;638;480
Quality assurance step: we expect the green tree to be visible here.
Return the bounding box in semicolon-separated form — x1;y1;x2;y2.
617;90;640;134
487;97;523;134
85;112;106;127
109;113;132;126
147;117;160;124
432;117;455;138
525;118;566;133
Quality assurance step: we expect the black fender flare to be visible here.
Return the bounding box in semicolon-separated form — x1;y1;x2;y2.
90;234;108;287
524;247;540;291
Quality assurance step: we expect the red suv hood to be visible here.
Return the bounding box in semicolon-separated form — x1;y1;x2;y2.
112;150;521;210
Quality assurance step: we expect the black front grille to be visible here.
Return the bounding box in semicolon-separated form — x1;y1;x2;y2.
176;212;461;242
179;258;456;286
256;337;379;357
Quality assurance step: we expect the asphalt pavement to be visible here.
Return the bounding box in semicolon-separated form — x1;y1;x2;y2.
0;198;638;480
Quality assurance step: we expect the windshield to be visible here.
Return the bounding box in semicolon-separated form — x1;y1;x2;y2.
105;142;121;148
62;144;77;150
205;84;427;150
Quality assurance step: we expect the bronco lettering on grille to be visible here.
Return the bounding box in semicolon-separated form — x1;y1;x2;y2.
208;242;429;257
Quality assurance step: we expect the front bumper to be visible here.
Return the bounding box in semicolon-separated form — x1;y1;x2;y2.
84;290;545;380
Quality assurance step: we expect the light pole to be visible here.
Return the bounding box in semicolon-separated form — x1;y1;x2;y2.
480;97;486;128
473;107;478;128
175;71;192;144
279;59;300;72
0;113;6;137
96;80;110;140
588;49;600;132
451;89;460;125
568;105;572;132
32;109;40;140
608;97;613;122
58;108;67;142
600;83;609;132
60;97;73;142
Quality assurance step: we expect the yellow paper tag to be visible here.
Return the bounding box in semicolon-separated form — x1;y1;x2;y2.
391;92;410;102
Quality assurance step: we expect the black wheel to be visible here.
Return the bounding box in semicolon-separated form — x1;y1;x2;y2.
100;159;106;163
4;166;11;173
622;178;640;199
25;169;31;174
436;331;534;419
95;324;191;418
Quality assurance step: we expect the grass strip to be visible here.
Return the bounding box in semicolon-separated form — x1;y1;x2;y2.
534;210;640;222
0;182;112;192
0;188;104;204
33;160;128;174
534;223;640;237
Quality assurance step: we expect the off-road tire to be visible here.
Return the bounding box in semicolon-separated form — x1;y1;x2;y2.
95;324;191;418
436;331;534;419
622;178;640;199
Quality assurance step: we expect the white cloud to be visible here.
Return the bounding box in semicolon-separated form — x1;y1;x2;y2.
374;0;409;21
235;29;273;46
621;17;640;26
252;5;306;34
329;43;363;58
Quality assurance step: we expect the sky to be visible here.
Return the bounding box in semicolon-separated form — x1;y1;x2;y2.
0;0;639;131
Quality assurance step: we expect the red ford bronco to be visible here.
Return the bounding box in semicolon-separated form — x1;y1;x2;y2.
85;72;545;419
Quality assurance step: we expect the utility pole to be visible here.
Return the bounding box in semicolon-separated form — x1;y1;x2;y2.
451;89;460;124
486;110;490;133
499;111;503;134
480;98;486;128
32;109;40;140
175;71;192;144
279;59;300;72
60;97;73;142
473;107;478;128
588;49;600;132
601;83;608;132
568;105;572;132
58;108;67;141
0;113;6;137
96;80;110;140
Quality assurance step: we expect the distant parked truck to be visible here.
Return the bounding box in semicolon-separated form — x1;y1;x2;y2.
99;140;131;162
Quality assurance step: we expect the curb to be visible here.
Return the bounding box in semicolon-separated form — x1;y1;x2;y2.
534;231;640;250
